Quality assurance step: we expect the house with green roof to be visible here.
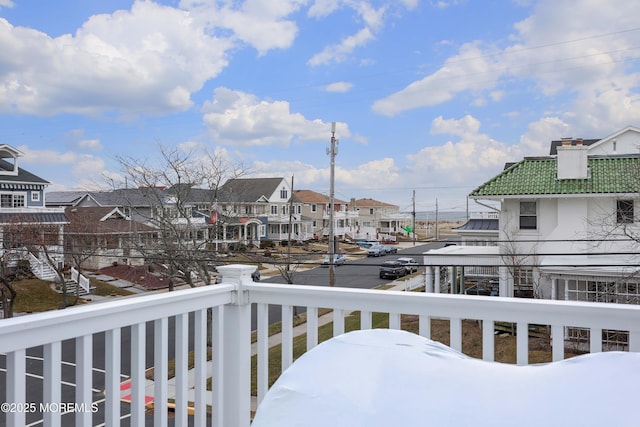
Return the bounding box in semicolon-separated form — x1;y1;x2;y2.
423;126;640;327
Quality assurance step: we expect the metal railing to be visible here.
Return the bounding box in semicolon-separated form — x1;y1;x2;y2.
1;265;639;427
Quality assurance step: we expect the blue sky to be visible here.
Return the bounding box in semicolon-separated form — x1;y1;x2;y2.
1;0;639;213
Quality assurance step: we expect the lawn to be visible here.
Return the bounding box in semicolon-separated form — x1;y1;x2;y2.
10;277;135;314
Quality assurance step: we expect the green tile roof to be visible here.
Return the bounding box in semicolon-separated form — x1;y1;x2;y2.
470;156;640;198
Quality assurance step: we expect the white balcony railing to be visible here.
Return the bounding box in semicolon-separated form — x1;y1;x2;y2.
1;265;640;427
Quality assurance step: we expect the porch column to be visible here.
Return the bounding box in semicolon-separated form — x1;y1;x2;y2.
551;277;557;300
451;266;457;294
217;265;253;427
459;267;465;294
564;278;569;301
425;267;433;293
434;267;441;294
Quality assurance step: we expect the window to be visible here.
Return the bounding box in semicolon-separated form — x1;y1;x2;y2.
617;200;634;224
31;192;40;202
0;193;25;208
519;201;537;230
270;205;278;215
297;205;301;214
282;205;286;215
369;208;374;215
311;204;317;213
258;225;266;237
280;187;288;199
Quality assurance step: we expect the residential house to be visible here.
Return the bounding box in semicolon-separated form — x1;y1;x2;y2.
351;198;410;240
291;190;359;240
217;178;313;244
0;145;67;281
423;126;640;325
63;206;157;270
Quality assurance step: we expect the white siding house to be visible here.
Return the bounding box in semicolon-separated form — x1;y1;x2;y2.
424;126;640;313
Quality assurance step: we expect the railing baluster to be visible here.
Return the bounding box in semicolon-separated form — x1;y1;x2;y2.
516;322;528;365
551;324;564;361
306;306;318;350
7;349;25;427
333;308;344;336
282;305;293;370
175;313;189;427
194;309;207;427
419;314;430;339
43;341;61;427
75;334;93;427
105;329;121;427
154;318;168;427
130;323;146;426
257;303;269;406
482;319;494;361
360;310;372;330
450;317;462;352
590;327;603;353
389;313;401;330
211;306;224;427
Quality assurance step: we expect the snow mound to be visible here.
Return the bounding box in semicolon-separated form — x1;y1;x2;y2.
252;329;640;427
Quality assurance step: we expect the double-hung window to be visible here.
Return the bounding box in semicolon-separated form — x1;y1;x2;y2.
519;201;537;230
617;200;634;224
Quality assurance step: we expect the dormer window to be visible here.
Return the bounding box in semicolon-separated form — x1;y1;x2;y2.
280;187;288;199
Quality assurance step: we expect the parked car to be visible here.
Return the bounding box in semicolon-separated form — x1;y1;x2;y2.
321;254;346;266
382;244;398;254
252;268;261;282
379;260;407;279
397;257;419;274
367;245;385;257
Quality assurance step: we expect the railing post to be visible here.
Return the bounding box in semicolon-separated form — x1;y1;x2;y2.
217;265;253;427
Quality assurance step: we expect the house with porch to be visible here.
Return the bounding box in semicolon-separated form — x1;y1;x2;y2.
63;206;157;270
423;126;640;314
352;198;410;240
291;189;363;240
217;178;313;245
0;145;67;282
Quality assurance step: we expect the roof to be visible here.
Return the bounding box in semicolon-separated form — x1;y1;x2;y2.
354;198;398;208
548;138;599;155
45;191;87;206
454;218;499;232
218;178;285;203
64;206;156;234
292;189;347;204
0;211;68;224
470;155;640;198
0;158;50;187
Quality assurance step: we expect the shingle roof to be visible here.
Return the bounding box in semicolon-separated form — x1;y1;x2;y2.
0;158;50;187
454;218;499;231
354;198;398;207
0;212;68;224
292;189;347;204
470;155;640;198
218;178;285;203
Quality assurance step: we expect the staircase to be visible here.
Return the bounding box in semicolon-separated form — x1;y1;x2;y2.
57;267;95;296
27;252;58;281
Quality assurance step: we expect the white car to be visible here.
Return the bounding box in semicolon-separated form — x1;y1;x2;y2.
397;257;419;273
321;254;346;266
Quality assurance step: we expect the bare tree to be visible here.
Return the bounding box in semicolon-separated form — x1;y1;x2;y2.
111;145;249;290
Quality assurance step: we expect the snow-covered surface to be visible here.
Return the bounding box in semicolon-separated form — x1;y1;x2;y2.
252;329;640;427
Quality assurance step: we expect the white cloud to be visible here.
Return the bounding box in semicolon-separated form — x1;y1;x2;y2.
325;81;353;92
181;0;305;55
373;0;640;131
0;1;232;116
77;139;103;151
308;27;375;66
372;43;497;115
201;87;351;146
0;0;14;8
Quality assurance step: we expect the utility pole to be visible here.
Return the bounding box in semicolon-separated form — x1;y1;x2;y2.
435;198;439;241
287;175;294;277
327;122;338;287
412;189;416;246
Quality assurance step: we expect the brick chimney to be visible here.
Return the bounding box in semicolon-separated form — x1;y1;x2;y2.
557;137;588;180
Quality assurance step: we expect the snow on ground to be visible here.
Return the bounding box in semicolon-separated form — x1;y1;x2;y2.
252;329;640;427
